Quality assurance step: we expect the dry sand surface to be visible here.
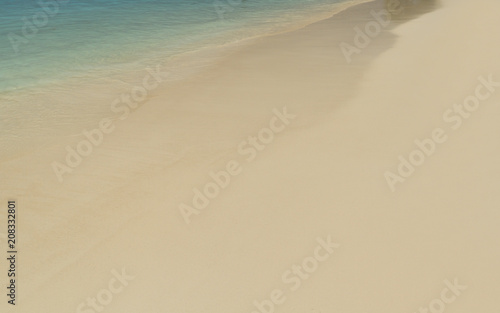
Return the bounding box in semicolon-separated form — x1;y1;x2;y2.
1;0;499;312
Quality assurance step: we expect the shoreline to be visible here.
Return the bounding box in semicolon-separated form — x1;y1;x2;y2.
0;0;370;96
0;0;373;162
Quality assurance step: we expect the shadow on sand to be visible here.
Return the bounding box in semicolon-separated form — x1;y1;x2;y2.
385;0;440;22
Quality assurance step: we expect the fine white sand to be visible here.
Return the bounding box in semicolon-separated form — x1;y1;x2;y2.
2;0;500;312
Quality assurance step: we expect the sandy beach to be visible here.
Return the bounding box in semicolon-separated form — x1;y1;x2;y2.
1;0;500;312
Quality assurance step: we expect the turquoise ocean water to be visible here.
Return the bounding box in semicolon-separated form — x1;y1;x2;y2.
0;0;354;92
0;0;356;159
